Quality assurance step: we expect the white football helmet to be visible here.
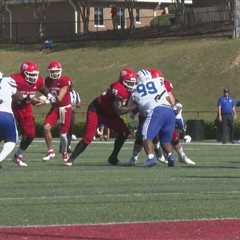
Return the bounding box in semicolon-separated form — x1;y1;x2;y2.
137;69;152;83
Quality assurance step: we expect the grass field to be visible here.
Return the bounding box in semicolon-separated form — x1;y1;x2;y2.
1;36;240;117
1;140;240;227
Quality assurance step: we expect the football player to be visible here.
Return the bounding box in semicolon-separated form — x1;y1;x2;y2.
0;73;18;165
128;68;195;166
64;67;137;166
11;61;49;167
129;69;176;167
42;60;72;162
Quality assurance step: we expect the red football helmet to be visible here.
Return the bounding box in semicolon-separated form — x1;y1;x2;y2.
48;60;62;80
149;68;164;79
119;68;137;91
20;61;39;84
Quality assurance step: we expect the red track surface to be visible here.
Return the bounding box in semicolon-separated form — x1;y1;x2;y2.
0;219;240;240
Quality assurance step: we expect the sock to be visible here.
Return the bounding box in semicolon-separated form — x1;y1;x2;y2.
59;133;68;154
109;135;126;159
178;146;186;159
15;147;23;156
70;140;88;162
148;153;155;159
0;142;16;162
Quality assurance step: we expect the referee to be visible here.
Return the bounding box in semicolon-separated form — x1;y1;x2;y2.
68;88;81;152
217;88;237;144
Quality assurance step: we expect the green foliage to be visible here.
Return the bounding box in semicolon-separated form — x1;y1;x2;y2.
150;15;173;26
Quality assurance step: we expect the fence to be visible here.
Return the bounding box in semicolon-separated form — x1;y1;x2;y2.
0;7;234;44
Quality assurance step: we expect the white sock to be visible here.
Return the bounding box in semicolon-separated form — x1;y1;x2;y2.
148;153;155;159
178;146;186;159
0;142;16;162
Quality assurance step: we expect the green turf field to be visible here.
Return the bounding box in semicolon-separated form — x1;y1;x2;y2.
1;140;240;226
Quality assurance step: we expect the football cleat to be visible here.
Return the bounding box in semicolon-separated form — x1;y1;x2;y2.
127;157;137;166
144;157;157;167
108;155;119;165
14;154;28;167
62;152;69;163
158;155;168;164
42;150;55;161
167;153;176;167
64;160;73;167
179;156;196;166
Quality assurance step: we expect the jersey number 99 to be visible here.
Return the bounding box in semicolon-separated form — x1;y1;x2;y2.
136;81;157;97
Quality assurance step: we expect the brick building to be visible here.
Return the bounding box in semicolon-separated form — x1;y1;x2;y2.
0;0;192;43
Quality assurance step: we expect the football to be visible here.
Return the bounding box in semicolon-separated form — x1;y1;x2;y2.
38;95;50;104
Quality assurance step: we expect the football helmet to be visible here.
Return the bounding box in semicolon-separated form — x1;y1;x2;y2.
136;69;152;83
119;68;137;91
48;60;62;80
149;68;164;79
20;61;39;85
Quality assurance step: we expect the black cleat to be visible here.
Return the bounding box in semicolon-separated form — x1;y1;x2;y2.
108;156;119;165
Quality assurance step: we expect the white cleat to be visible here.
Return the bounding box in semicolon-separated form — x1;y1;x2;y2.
180;156;196;166
64;161;73;167
42;152;55;161
144;158;157;167
158;155;168;164
14;154;28;167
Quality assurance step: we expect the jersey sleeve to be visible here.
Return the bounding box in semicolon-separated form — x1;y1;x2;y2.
164;79;173;93
7;77;17;95
60;76;72;88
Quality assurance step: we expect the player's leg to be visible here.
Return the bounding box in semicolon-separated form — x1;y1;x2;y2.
142;108;164;167
14;114;36;167
59;106;72;162
42;109;58;161
105;117;130;165
0;112;17;164
65;106;99;166
128;115;144;166
160;109;176;167
153;137;168;164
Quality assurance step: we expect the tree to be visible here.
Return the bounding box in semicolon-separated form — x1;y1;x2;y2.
233;0;240;38
33;0;50;40
71;0;90;34
173;0;186;26
0;0;7;40
125;0;136;31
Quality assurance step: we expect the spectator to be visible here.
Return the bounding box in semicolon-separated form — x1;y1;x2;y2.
217;88;237;144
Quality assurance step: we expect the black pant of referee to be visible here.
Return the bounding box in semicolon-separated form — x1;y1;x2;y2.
221;113;234;144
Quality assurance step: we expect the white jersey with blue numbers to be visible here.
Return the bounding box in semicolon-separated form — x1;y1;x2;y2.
132;78;171;116
0;77;17;113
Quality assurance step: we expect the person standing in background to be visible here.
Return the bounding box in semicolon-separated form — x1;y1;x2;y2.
217;88;237;144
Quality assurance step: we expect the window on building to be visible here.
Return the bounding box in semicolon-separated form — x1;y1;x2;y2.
136;9;141;23
94;8;104;26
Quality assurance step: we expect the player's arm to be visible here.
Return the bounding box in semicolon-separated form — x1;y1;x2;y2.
57;85;69;103
112;96;137;115
167;92;176;106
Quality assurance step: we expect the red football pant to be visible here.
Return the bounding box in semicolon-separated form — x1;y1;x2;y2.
44;105;72;134
83;110;130;144
13;107;36;138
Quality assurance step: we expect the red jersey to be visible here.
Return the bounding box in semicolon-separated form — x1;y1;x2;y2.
164;79;173;93
45;75;72;107
11;72;44;111
95;81;130;117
